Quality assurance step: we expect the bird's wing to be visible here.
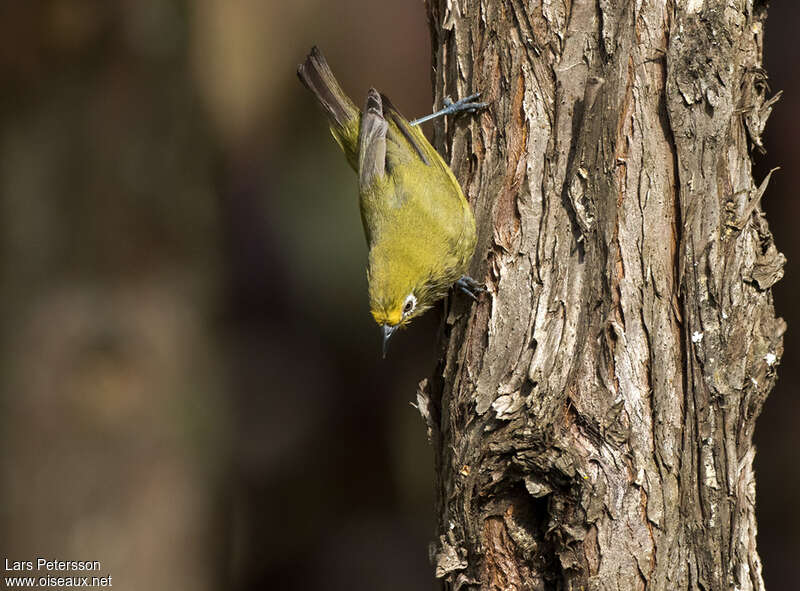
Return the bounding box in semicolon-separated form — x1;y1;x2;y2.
358;89;388;190
380;94;430;167
379;93;468;218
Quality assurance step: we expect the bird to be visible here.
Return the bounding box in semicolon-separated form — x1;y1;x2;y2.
297;47;486;356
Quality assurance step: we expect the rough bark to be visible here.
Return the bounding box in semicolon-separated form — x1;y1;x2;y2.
418;1;785;589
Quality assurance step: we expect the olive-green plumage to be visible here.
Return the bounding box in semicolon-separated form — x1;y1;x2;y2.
297;47;477;348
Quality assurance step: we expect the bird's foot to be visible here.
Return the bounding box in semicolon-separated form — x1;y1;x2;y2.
410;93;489;126
455;275;486;302
443;93;490;115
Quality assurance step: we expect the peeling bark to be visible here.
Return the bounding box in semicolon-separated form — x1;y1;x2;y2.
420;0;785;589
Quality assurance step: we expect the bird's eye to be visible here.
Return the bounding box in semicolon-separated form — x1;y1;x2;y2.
402;293;417;317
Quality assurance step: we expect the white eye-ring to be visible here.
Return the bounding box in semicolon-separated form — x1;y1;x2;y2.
402;293;417;317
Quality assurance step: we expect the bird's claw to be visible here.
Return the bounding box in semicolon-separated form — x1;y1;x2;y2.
455;275;486;302
442;93;489;115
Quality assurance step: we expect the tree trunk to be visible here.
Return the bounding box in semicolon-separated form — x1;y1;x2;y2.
419;1;785;589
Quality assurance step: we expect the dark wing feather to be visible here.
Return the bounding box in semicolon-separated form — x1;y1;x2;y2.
380;94;430;166
358;89;388;188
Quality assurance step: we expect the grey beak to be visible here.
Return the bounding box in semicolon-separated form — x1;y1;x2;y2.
381;324;398;358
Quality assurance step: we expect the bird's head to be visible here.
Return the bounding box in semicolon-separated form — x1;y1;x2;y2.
368;254;435;357
371;290;425;357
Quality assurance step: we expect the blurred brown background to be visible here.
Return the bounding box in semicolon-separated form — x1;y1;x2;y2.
0;1;796;589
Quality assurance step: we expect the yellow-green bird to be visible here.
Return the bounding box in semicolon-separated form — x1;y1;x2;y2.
297;47;485;356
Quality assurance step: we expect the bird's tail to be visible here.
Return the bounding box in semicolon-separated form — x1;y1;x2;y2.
298;47;360;167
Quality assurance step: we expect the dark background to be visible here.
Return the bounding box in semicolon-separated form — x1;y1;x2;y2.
0;2;796;589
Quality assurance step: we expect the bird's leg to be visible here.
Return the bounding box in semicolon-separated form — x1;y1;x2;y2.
455;275;486;302
410;93;489;126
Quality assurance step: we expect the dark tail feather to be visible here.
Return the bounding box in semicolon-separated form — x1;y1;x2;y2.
297;47;359;130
